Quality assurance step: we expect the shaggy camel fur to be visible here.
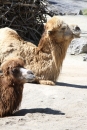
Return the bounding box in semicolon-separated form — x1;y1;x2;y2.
0;58;35;117
0;16;81;85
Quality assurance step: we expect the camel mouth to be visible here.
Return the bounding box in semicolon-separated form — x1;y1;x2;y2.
19;68;36;83
25;74;36;82
73;32;81;38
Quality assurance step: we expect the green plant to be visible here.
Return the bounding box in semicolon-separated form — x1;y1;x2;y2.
82;9;87;15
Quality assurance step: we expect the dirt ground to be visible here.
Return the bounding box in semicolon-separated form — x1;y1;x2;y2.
0;16;87;130
0;53;87;130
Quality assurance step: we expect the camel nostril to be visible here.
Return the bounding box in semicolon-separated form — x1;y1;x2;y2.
27;70;34;75
75;26;81;31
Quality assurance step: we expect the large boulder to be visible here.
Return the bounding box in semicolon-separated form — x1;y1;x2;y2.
69;37;87;55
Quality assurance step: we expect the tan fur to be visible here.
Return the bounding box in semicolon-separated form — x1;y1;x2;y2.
0;16;81;85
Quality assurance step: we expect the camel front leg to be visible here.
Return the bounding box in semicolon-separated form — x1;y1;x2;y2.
35;79;55;85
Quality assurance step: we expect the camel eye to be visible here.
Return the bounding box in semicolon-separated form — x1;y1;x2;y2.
61;26;66;31
61;24;67;31
11;68;19;75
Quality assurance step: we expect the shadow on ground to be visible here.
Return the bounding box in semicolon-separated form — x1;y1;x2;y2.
56;82;87;89
13;108;65;116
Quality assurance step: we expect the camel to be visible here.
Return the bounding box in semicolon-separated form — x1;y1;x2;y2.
0;57;35;117
0;16;81;85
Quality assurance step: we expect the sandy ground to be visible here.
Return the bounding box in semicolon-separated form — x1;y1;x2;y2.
0;16;87;130
0;54;87;130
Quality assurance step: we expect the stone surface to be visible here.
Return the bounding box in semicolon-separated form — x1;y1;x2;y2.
48;0;87;15
69;37;87;55
83;54;87;61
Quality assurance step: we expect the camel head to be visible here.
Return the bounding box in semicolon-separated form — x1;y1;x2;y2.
45;16;81;43
1;58;35;83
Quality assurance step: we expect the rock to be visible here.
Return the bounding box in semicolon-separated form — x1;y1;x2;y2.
68;37;87;55
65;13;77;15
79;10;83;15
48;0;87;16
83;54;87;61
